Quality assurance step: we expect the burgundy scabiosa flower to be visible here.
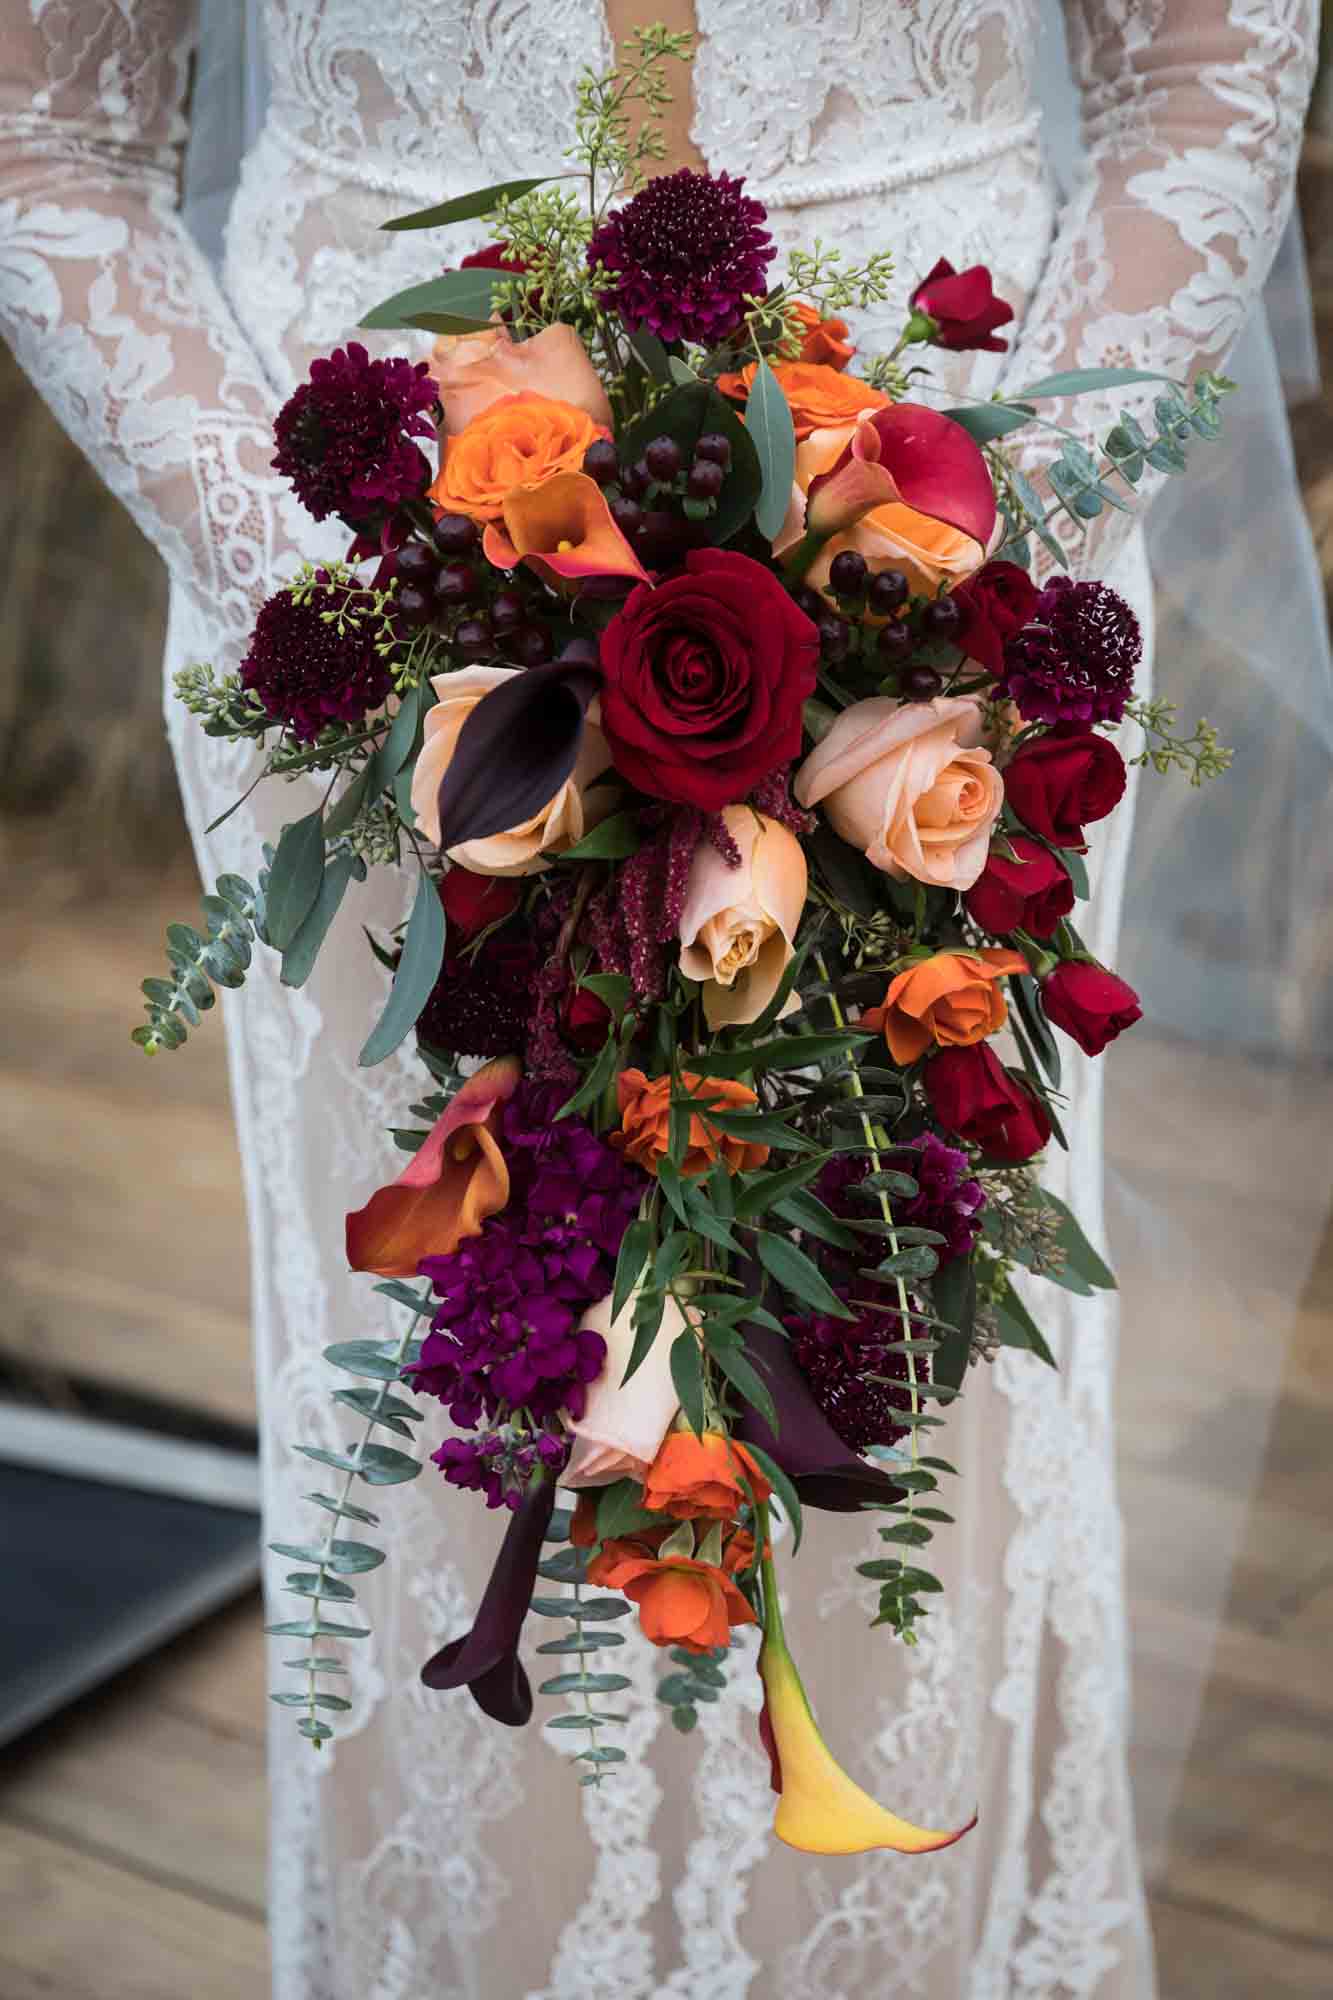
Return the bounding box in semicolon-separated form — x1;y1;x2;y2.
998;576;1142;726
587;169;775;344
417;918;539;1060
786;1303;927;1455
272;341;439;525
240;587;392;742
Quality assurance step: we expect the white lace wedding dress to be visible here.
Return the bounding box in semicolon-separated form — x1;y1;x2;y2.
0;4;1317;1995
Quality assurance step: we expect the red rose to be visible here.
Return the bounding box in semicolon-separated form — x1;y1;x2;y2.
440;867;522;945
910;259;1015;353
1041;962;1142;1056
563;983;614;1051
952;561;1040;675
926;1043;1051;1162
598;550;820;811
964;834;1074;940
1002;728;1126;848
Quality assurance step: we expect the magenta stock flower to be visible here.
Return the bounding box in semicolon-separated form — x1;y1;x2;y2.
272;341;438;525
241;587;392;742
588;169;775;343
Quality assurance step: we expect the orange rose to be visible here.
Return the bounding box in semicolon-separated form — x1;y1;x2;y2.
430;391;609;522
717;361;889;442
614;1069;771;1179
642;1430;772;1522
588;1540;758;1653
788;425;988;604
791;300;856;370
863;948;1029;1064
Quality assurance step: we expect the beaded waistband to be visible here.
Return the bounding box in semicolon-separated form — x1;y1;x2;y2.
261;108;1043;214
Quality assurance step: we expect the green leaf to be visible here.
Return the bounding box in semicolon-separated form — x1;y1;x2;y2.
380;176;550;230
709;1341;777;1433
656;1155;693;1231
772;1188;860;1251
1057;846;1090;900
265;1618;370;1641
556;811;642;862
754;1229;855;1318
580;971;634;1013
265;809;326;953
868;1245;939;1279
537;1546;592;1584
540;1671;633;1696
692;1106;824;1155
322;1340;404;1381
557;1029;621;1120
1016;366;1181;399
1039;1189;1117;1290
358;870;446;1066
747;356;796;541
359;268;499;332
595;1478;662;1541
992;1281;1057;1367
283;1571;357;1601
271;1539;385;1575
930;1255;976;1392
281;852;363;988
945;401;1035;443
670;1704;699;1733
625;327;672;382
1011;974;1061;1091
670;1330;706;1435
611;1216;654;1328
703;1029;875;1078
303;1491;380;1526
733;1156;829;1219
620;1291;667;1388
742;1441;803;1554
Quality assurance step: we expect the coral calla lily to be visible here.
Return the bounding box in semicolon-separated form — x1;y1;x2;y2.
779;404;996;563
758;1540;976;1855
345;1055;520;1276
482;471;651;589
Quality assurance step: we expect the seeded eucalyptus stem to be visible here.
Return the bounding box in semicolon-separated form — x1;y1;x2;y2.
299;1284;433;1747
814;953;924;1644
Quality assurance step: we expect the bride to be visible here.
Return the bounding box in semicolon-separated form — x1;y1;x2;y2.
0;3;1323;1994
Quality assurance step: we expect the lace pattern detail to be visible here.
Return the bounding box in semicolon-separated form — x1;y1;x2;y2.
0;6;1314;1997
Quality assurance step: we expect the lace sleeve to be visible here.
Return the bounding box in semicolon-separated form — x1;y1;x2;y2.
0;1;298;642
1000;0;1318;571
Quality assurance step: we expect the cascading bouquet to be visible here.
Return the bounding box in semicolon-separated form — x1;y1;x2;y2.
138;29;1231;1855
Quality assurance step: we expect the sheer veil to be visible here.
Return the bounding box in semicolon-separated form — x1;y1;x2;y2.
184;0;1333;1894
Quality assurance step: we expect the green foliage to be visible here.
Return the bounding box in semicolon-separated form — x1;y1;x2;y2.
657;1644;729;1733
746;357;797;542
534;1519;634;1785
1124;698;1233;784
358;867;447;1067
132;872;264;1053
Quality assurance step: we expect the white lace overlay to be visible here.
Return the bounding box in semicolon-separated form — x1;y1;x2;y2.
0;5;1315;1997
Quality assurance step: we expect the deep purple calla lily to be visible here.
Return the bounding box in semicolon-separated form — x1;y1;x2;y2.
420;1470;556;1724
735;1323;905;1512
434;658;602;852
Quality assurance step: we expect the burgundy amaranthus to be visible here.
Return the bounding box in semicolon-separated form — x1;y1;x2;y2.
272;342;439;526
240;587;393;742
587;169;775;344
998;576;1142;726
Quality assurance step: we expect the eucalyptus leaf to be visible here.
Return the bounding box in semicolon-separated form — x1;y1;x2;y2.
358;869;446;1066
1016;366;1180;399
281;852;363;989
360;267;499;331
556;811;642;862
265;809;326;953
380;176;550;230
945;401;1034;443
747;356;796;541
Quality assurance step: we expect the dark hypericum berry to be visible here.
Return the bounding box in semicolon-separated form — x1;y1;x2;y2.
490;589;526;635
867;568;909;617
582;438;620;487
433;512;479;557
433;562;478;609
511;623;554;666
828;549;868;600
817;613;850;661
694;433;732;471
610;496;644;538
558;635;602;668
922;594;962;640
396;540;438;584
687;459;725;502
395;582;433;627
792;585;825;620
901;663;943;700
644;435;683;482
877;620;915;662
454;616;494;660
621;457;654;501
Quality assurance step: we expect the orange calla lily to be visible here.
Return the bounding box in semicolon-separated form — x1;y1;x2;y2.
345;1055;520;1277
481;471;651;589
757;1544;976;1855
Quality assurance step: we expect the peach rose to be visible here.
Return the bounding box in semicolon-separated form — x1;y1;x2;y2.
614;1069;771;1179
428;322;613;437
642;1430;772;1522
562;1290;685;1489
794;695;1004;890
677;806;808;1028
863;948;1028;1064
410;665;615;874
717;361;888;441
429;390;609;522
789;425;988;603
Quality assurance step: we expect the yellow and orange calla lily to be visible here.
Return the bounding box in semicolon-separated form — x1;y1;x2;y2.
482;470;651;590
757;1544;976;1855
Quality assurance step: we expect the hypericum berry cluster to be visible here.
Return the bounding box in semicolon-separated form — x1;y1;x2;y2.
583;429;733;570
386;515;582;668
790;558;969;702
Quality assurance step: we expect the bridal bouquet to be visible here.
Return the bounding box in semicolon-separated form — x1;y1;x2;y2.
138;30;1230;1854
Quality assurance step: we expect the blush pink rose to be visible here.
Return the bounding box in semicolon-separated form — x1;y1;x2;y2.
794;694;1004;890
429;322;613;436
562;1291;684;1488
677;806;808;1028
